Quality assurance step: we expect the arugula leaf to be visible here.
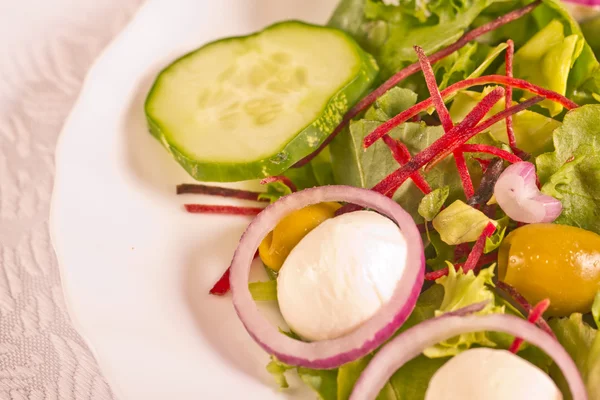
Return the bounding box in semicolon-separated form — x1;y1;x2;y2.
449;88;561;155
537;105;600;234
424;265;504;357
549;313;600;399
248;280;277;301
418;186;449;222
432;200;497;245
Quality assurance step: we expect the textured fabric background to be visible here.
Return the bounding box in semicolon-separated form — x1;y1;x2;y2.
0;1;142;398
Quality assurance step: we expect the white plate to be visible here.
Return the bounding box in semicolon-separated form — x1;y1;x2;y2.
50;1;339;398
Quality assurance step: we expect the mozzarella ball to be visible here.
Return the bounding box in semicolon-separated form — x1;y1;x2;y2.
276;210;407;341
425;348;562;400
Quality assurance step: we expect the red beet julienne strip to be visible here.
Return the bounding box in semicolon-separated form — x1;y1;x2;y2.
294;1;542;167
424;95;542;174
415;45;454;132
463;222;496;273
209;251;259;296
415;44;474;198
425;252;498;281
460;144;523;164
505;39;517;150
177;183;267;202
496;280;556;339
363;75;577;149
382;135;432;194
184;204;265;216
509;298;551;353
260;176;298;193
366;88;507;201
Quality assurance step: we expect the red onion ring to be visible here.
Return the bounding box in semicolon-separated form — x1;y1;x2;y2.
229;185;425;369
563;0;600;6
494;162;562;223
351;313;587;400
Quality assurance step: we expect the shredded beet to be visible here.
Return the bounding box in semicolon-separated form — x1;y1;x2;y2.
415;46;454;132
509;298;551;353
460;144;523;164
463;222;496;273
209;251;259;296
424;252;498;281
294;1;541;166
505;40;517;150
454;151;475;199
209;268;231;296
423;95;542;175
363;75;576;149
415;45;474;198
496;281;556;338
185;204;265;216
260;176;298;193
454;243;472;260
382;135;432;194
364;90;522;200
177;183;266;202
468;158;505;207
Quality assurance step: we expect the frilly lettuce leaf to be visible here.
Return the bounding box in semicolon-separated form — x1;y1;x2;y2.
484;215;509;254
449;87;561;155
424;264;502;357
549;313;600;399
328;0;504;81
266;357;295;389
418;186;449;222
432;200;497;245
537;105;600;234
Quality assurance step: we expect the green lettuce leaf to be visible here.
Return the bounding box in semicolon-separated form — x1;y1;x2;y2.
426;231;456;271
432;200;497;245
549;313;600;399
249;280;277;301
298;368;338;400
337;355;396;400
258;181;293;203
266;357;295;389
581;16;600;59
449;88;561;155
484;215;509;254
424;265;504;357
328;0;503;81
512;19;581;116
388;355;449;400
418;186;449;222
536;105;600;235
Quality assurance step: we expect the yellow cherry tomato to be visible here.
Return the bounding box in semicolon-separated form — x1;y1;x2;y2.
498;223;600;316
259;202;341;271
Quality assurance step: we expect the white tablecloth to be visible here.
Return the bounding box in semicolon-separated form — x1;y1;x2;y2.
0;1;142;398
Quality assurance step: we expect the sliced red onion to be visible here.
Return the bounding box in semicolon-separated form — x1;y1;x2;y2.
494;162;562;223
351;313;587;400
229;185;425;369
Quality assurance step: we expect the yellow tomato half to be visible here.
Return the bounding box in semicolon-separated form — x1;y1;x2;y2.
498;224;600;316
258;202;341;271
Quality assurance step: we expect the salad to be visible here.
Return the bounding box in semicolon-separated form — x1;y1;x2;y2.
145;0;600;399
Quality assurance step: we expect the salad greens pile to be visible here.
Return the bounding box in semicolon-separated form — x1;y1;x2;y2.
253;1;600;398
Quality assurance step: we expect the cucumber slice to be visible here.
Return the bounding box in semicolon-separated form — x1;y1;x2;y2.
145;21;378;182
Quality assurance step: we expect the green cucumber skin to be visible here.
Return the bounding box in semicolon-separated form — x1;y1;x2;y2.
145;20;379;182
